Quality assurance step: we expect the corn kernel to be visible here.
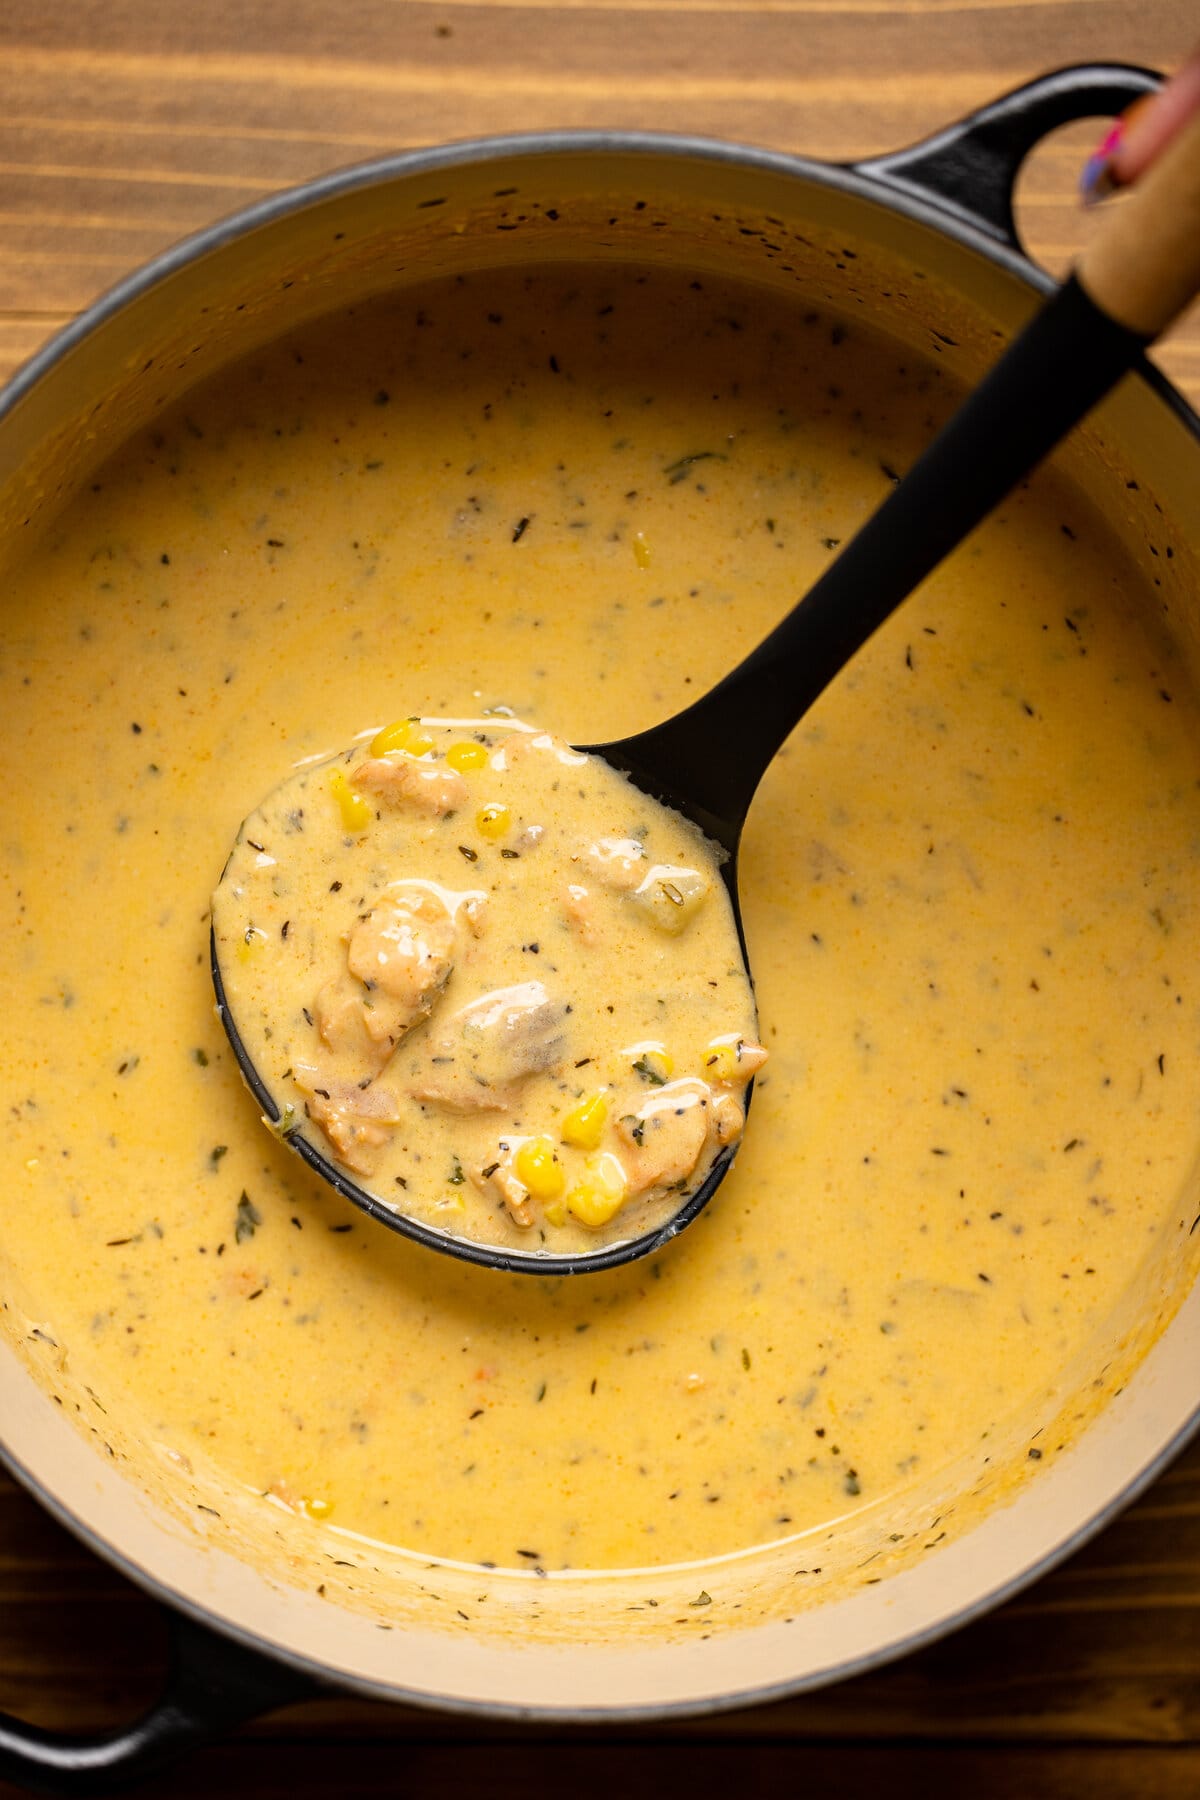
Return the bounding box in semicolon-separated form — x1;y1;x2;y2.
703;1036;742;1082
632;531;652;569
514;1136;566;1201
329;766;372;832
542;1196;567;1228
476;802;512;840
446;739;488;773
302;1496;334;1521
371;717;434;758
561;1091;608;1151
630;1045;673;1085
566;1154;627;1229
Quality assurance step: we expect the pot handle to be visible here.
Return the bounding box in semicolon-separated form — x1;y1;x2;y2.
852;63;1162;258
0;1610;316;1796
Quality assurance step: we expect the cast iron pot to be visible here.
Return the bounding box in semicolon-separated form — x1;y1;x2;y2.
2;63;1198;1795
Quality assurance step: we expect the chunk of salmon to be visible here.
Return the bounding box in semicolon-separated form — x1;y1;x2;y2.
614;1077;712;1195
490;730;587;774
408;980;568;1112
561;881;600;946
353;753;468;817
709;1088;745;1146
470;1151;534;1228
291;1066;402;1174
314;976;400;1071
315;882;482;1073
575;835;647;891
512;823;546;855
347;884;457;1015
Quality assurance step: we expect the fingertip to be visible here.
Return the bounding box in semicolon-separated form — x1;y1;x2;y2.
1079;122;1125;207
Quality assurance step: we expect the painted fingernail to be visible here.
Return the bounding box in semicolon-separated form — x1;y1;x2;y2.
1080;120;1125;206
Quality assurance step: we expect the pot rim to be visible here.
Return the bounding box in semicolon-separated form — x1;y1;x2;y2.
3;124;1198;444
4;1392;1200;1725
2;109;1199;1732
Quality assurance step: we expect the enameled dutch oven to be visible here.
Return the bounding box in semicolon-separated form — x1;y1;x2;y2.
2;63;1199;1794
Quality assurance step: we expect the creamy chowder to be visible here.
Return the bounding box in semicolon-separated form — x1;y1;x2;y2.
1;264;1198;1580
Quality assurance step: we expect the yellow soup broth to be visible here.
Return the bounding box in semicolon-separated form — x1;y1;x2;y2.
2;265;1199;1575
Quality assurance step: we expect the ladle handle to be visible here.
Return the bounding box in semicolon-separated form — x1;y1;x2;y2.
616;92;1200;850
1079;103;1200;335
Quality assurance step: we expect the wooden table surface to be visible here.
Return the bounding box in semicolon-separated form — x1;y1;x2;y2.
2;3;1199;1795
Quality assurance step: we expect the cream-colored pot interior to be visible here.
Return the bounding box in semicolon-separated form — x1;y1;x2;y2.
1;136;1198;1717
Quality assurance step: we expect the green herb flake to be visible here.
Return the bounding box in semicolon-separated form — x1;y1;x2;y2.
270;1103;298;1139
689;1590;713;1607
632;1055;667;1087
663;451;726;486
234;1192;262;1244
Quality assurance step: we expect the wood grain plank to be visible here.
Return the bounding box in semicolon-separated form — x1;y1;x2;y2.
0;0;1192;77
0;2;1193;340
6;1742;1200;1800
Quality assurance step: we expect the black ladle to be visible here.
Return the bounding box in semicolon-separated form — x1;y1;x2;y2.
215;110;1200;1276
